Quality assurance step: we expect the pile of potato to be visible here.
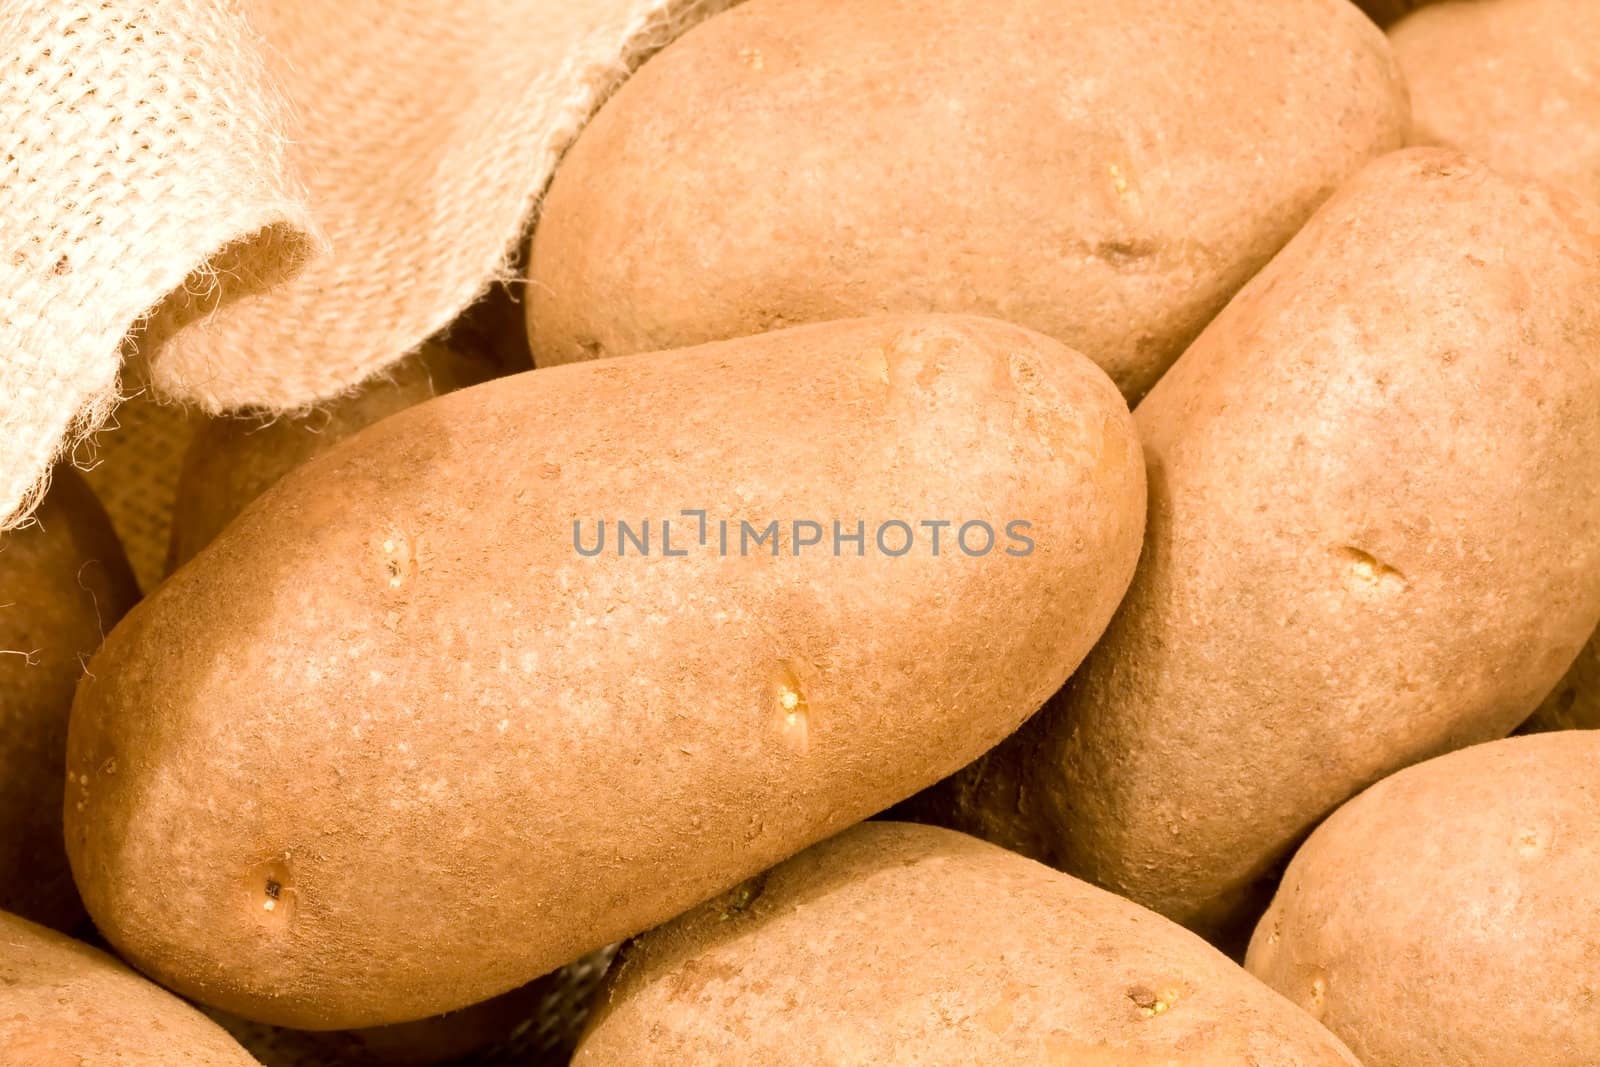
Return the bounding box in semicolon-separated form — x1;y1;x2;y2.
5;0;1599;1063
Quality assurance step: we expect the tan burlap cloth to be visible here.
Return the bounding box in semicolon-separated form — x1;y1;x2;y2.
1;0;734;543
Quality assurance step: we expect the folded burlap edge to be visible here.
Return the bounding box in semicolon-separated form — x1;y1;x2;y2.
3;0;737;534
144;0;741;419
0;0;323;531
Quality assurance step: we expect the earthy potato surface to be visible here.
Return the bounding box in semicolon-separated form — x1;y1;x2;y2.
1395;0;1600;734
1393;0;1600;203
1248;732;1600;1066
67;313;1145;1029
909;148;1600;949
0;467;139;931
576;822;1360;1066
0;909;259;1065
530;0;1407;399
168;341;498;570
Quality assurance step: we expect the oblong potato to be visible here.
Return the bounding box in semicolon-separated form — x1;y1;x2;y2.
529;0;1407;399
1394;0;1600;736
168;341;499;571
914;149;1600;948
0;468;139;931
1248;733;1600;1066
1393;0;1600;204
0;909;258;1065
67;314;1146;1029
576;822;1359;1065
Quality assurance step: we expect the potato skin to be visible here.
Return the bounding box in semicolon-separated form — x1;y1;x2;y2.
0;468;139;931
575;822;1359;1066
67;314;1145;1029
529;0;1407;399
168;341;498;570
1394;0;1600;731
1248;733;1600;1065
916;149;1600;948
0;909;258;1065
1393;0;1600;204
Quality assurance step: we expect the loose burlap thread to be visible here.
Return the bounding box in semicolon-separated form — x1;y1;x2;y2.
1;0;738;532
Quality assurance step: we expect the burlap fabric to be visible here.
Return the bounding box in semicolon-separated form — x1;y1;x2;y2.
79;391;197;590
0;0;736;533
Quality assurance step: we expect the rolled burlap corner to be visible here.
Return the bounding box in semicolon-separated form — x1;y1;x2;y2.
0;0;739;532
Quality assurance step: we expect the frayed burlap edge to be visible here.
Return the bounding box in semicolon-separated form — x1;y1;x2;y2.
0;0;321;531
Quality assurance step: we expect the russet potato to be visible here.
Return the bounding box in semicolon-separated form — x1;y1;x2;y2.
1249;733;1600;1066
576;823;1360;1065
66;313;1145;1029
909;149;1600;948
529;0;1407;400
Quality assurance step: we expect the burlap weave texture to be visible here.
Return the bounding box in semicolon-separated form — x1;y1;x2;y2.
1;0;734;531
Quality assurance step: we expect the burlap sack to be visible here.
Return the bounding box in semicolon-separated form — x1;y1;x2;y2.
1;0;736;533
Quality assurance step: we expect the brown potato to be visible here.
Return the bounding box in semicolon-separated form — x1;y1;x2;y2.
0;908;258;1064
1248;733;1600;1065
1524;630;1600;731
576;822;1360;1065
909;149;1600;949
1392;0;1600;204
1394;0;1600;734
168;341;498;570
529;0;1407;400
0;467;138;931
66;314;1146;1029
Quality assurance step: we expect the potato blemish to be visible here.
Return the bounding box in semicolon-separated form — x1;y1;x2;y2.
251;858;297;925
772;665;811;754
1126;984;1182;1018
1336;545;1407;594
375;530;429;591
1305;973;1328;1018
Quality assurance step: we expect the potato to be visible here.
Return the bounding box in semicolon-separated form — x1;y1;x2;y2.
1524;630;1600;731
1248;733;1600;1065
168;341;498;570
1394;0;1600;737
575;822;1359;1065
1392;0;1600;204
528;0;1407;400
0;909;258;1064
66;313;1146;1029
0;467;139;931
909;149;1600;949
